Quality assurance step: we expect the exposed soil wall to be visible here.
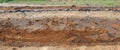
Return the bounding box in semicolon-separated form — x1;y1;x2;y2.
0;10;120;46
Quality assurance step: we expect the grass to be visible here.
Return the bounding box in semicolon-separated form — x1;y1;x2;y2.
0;0;120;7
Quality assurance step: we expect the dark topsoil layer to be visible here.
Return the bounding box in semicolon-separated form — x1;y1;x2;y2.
0;6;120;11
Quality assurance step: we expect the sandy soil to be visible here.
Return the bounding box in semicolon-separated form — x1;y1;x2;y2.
1;45;120;50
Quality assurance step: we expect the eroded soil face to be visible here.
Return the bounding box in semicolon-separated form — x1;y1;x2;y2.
0;7;120;46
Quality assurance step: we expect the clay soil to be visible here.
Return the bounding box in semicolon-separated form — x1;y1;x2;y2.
0;6;120;50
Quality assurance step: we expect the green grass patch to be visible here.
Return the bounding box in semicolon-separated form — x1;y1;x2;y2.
0;0;120;7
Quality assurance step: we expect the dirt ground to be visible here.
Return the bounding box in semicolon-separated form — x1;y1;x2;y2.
0;6;120;50
1;45;120;50
0;5;120;11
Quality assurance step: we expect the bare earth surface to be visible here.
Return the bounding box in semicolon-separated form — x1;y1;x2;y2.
1;45;120;50
0;6;120;50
